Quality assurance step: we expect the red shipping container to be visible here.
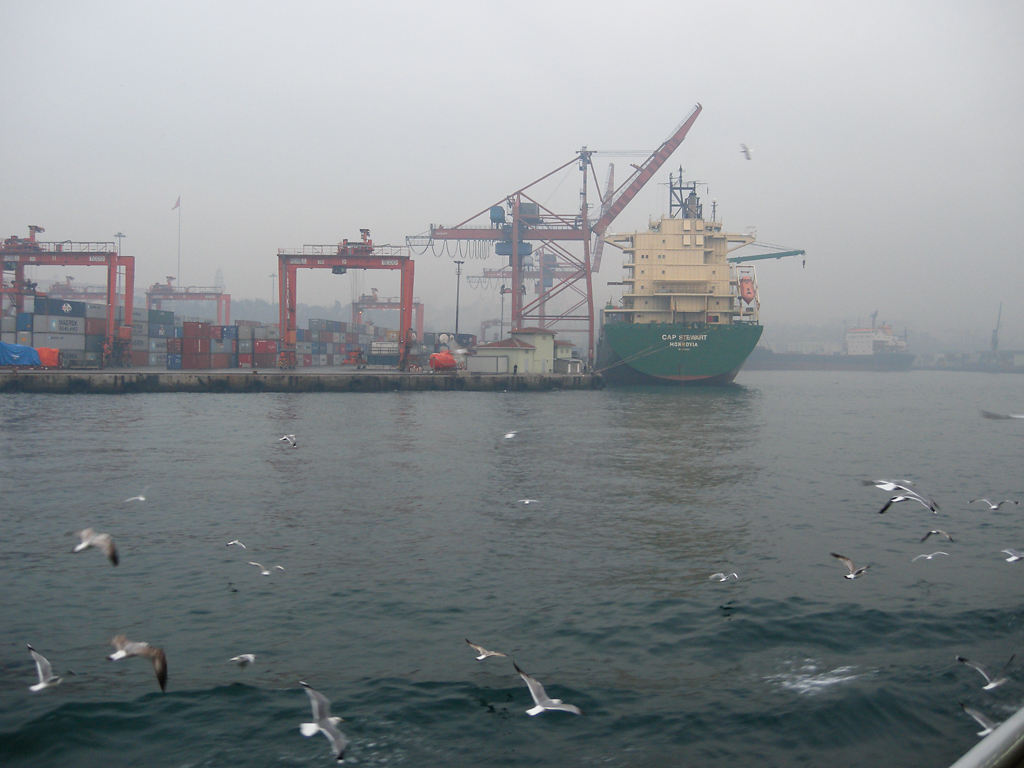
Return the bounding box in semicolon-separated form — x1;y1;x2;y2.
183;321;211;338
85;317;107;336
238;353;252;365
131;350;150;367
210;353;230;368
166;338;183;353
301;354;313;367
210;325;223;341
254;339;278;354
182;337;209;355
254;352;278;367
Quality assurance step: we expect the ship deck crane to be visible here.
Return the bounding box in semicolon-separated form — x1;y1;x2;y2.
146;277;231;324
412;104;704;362
0;225;135;366
727;249;806;264
277;229;415;369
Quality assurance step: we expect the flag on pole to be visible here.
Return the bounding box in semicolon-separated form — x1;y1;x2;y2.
172;196;181;210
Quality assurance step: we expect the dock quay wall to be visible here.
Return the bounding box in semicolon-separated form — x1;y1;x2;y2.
0;369;603;394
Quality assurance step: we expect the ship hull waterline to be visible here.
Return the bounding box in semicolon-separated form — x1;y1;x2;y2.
596;322;763;385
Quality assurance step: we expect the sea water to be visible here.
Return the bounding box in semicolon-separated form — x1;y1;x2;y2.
1;370;1023;767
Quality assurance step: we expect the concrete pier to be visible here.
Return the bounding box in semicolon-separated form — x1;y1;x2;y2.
0;368;604;394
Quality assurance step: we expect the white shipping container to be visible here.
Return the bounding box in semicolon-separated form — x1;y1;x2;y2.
33;315;84;335
85;303;109;319
0;331;15;344
16;330;32;345
35;332;86;350
1;316;15;332
131;337;150;352
147;352;165;367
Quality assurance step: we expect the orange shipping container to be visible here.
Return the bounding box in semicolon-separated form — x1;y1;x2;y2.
36;347;60;367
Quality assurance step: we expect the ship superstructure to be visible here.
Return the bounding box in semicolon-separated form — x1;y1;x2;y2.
596;172;764;384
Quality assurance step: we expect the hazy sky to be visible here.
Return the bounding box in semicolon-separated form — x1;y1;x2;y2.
2;1;1022;348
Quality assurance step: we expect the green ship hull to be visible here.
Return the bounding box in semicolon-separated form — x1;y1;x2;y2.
596;322;763;385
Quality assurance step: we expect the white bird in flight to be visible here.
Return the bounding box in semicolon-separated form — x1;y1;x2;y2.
961;701;1000;737
957;654;1014;690
503;431;518;440
912;552;949;562
123;487;148;502
709;572;739;581
865;479;939;514
970;498;1019;510
513;660;582;716
27;644;62;691
299;681;348;762
248;561;272;575
517;499;539;505
465;638;508;661
1002;549;1023;563
108;635;168;691
921;529;954;543
73;528;119;566
831;552;869;579
229;654;256;666
740;143;752;160
227;539;246;549
279;434;297;447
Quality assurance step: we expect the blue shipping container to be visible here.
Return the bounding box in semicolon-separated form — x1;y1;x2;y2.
221;325;238;340
16;313;33;331
166;354;182;370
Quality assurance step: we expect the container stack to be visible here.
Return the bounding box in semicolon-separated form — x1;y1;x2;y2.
30;298;99;368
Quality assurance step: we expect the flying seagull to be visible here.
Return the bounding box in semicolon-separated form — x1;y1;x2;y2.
123;487;148;503
981;410;1024;420
921;529;955;543
961;702;1000;737
279;434;297;447
229;654;256;666
1002;549;1023;563
248;561;272;575
517;499;539;505
831;552;870;579
709;572;739;581
912;552;949;562
299;681;348;762
226;539;246;549
503;431;518;440
73;528;119;566
970;498;1019;510
957;654;1014;690
740;143;752;160
465;638;507;661
513;660;582;716
27;644;62;691
865;479;939;514
108;635;168;691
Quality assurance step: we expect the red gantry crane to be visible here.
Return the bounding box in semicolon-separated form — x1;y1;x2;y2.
413;104;703;362
352;287;424;341
277;229;415;369
0;225;135;366
146;276;231;324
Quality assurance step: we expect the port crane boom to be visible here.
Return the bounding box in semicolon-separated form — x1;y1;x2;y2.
421;104;704;361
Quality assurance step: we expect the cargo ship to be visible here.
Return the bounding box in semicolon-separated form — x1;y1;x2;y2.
744;320;914;371
596;173;764;384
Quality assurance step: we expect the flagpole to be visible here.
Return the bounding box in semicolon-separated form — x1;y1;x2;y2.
176;200;182;286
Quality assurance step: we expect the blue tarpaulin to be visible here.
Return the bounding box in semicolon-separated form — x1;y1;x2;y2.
0;342;41;366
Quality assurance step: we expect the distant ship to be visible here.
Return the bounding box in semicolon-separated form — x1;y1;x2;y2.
745;321;915;371
595;172;766;384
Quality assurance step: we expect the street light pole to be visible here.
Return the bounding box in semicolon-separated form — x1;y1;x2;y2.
454;260;464;336
499;284;510;339
269;273;276;304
